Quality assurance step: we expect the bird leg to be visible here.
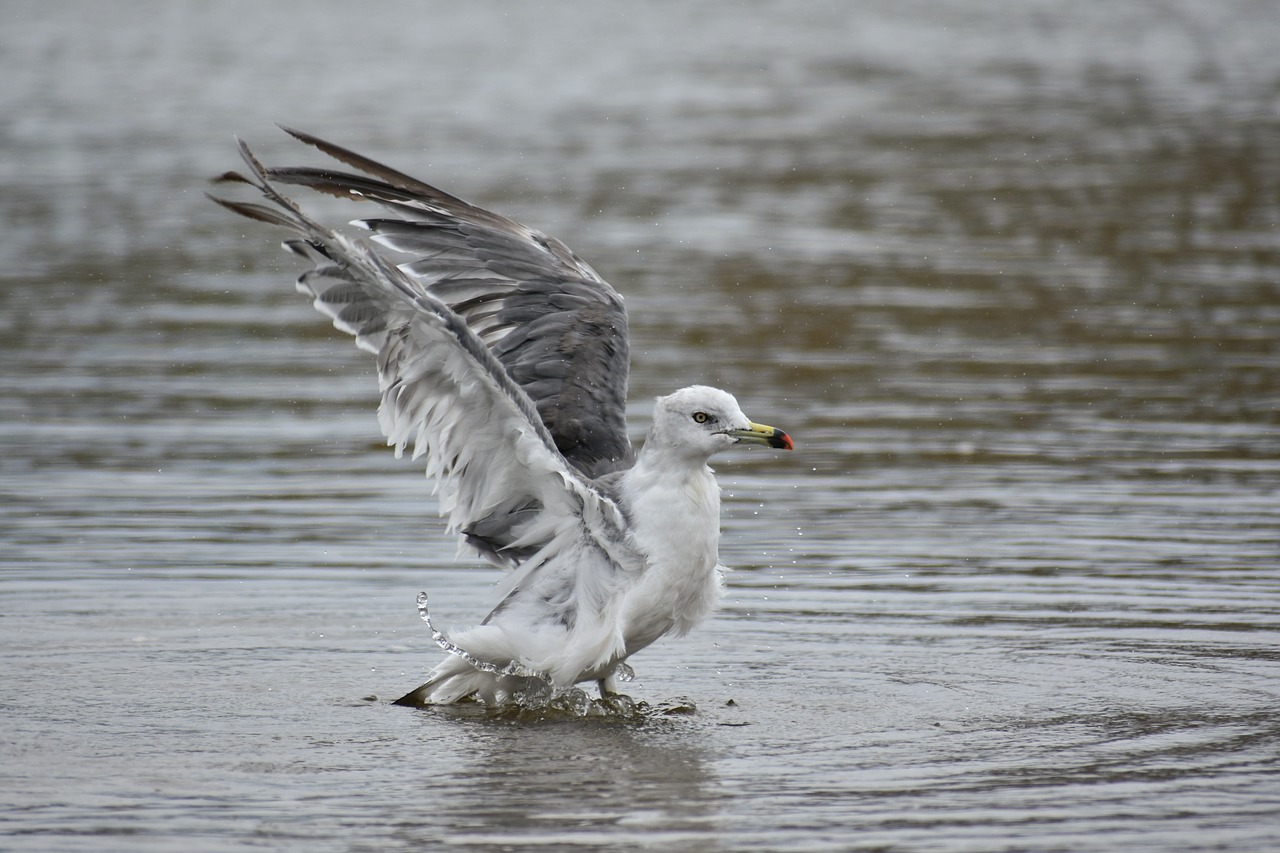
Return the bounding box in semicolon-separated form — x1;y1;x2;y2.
596;661;636;698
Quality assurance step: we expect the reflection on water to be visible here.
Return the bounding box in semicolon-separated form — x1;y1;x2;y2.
2;1;1278;850
392;718;720;848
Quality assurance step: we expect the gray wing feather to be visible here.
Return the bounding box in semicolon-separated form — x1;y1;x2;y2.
258;128;633;479
209;137;630;571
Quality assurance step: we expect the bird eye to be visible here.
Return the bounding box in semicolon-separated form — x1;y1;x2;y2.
692;411;710;424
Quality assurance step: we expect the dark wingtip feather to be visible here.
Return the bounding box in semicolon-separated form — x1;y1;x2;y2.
274;125;472;207
234;136;270;184
277;124;320;147
212;170;252;185
205;193;299;230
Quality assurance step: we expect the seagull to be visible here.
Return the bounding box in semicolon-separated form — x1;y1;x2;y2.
210;128;793;707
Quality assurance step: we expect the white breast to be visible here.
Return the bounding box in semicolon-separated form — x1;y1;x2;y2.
617;461;724;653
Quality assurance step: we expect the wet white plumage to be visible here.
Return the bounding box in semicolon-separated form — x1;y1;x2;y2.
211;129;792;706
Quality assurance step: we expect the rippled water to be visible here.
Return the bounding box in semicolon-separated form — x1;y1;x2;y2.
3;1;1279;850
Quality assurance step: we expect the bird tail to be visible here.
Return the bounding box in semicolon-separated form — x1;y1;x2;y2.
392;656;493;706
393;606;564;706
393;659;555;707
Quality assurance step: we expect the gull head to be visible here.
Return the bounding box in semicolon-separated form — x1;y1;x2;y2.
647;385;793;462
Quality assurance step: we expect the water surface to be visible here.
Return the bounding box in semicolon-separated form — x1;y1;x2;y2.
2;1;1278;850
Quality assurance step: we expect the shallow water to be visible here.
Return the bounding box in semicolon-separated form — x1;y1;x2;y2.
3;1;1279;850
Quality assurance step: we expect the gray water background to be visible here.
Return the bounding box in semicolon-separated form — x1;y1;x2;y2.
2;1;1278;850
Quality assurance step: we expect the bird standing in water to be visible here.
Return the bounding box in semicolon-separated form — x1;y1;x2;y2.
211;128;792;707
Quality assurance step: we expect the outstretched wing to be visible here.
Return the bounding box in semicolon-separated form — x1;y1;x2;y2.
256;127;633;479
210;138;629;569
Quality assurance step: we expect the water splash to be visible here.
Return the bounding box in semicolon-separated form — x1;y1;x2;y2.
471;690;699;723
414;591;550;682
411;593;680;721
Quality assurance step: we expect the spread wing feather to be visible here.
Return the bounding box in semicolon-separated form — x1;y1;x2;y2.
259;127;634;479
208;137;628;569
